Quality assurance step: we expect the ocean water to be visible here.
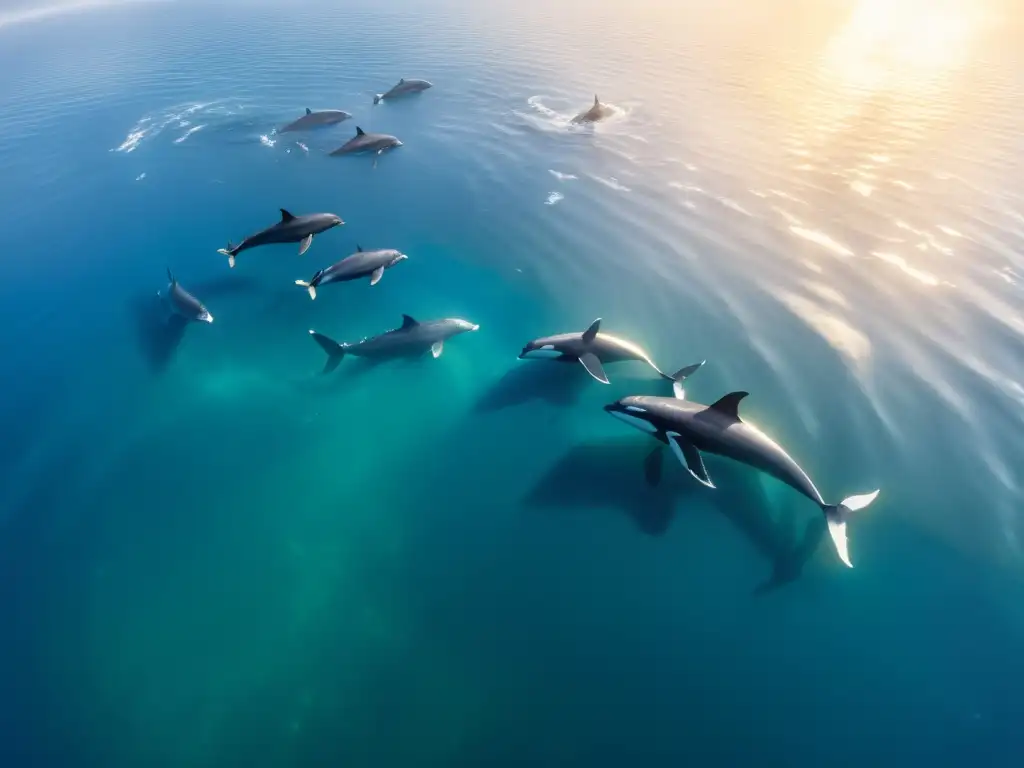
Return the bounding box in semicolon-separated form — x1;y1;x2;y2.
1;0;1023;765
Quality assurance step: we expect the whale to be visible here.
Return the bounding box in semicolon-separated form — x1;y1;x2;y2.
603;390;880;567
217;209;343;268
308;314;479;372
374;78;433;105
518;318;704;392
279;108;353;133
159;268;213;323
295;245;408;300
328;126;403;166
570;94;615;125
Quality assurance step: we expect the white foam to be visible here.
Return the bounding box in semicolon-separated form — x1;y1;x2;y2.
545;191;564;206
173;125;205;144
590;175;631;192
549;169;577;181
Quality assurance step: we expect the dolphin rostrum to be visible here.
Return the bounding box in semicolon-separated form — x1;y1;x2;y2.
217;209;343;268
603;390;880;567
328;126;403;167
374;78;433;105
518;318;704;391
308;314;479;372
279;108;353;133
159;267;213;323
295;245;408;300
570;94;614;125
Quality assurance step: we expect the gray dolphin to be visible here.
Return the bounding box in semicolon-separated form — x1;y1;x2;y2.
374;78;433;105
279;108;353;133
603;390;880;567
308;314;479;372
158;267;213;323
518;318;704;391
328;126;403;166
570;94;615;125
295;244;408;300
217;208;343;268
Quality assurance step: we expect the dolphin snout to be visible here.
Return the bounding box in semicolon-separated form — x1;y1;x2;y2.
470;323;480;331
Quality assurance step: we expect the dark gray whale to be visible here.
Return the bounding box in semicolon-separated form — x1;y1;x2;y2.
604;390;880;567
518;318;704;392
308;314;479;372
217;209;343;268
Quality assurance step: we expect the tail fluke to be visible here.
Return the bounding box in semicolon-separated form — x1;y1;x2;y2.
295;280;317;300
373;93;384;105
663;359;706;399
823;490;880;568
217;243;237;268
308;329;346;373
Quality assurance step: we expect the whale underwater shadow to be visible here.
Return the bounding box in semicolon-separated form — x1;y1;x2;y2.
474;361;590;413
130;275;261;373
525;435;826;594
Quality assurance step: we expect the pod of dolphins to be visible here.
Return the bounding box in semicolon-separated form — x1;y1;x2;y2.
161;81;881;570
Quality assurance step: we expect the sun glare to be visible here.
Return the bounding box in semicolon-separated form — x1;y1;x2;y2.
823;0;984;89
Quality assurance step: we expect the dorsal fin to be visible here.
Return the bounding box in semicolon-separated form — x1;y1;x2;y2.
594;94;599;105
400;78;405;84
356;244;363;252
400;314;418;329
166;267;175;285
280;208;296;222
356;126;365;136
707;391;748;420
582;317;601;344
305;108;312;115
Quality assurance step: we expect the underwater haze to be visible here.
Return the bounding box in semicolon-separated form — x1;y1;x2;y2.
1;0;1023;765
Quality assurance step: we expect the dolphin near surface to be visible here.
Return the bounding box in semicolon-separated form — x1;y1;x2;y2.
570;94;615;125
294;245;408;300
159;268;213;323
279;108;353;133
308;314;479;372
217;209;343;268
518;317;704;391
603;389;880;567
373;77;433;105
328;126;403;166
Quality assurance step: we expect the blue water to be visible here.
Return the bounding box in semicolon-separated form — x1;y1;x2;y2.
2;0;1023;765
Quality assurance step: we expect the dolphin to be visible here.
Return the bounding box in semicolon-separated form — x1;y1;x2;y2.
570;94;615;125
279;108;353;133
518;318;704;391
216;209;343;268
374;78;433;105
308;314;479;372
158;267;213;323
294;245;408;300
603;390;880;567
328;126;403;166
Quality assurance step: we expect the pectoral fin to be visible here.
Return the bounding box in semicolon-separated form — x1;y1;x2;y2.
578;352;609;383
431;341;444;358
369;266;384;286
665;431;715;488
298;234;313;255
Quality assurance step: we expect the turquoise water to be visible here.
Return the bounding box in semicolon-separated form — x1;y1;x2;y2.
2;0;1023;764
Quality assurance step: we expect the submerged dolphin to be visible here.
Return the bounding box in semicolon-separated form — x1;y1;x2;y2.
294;245;408;300
159;268;213;323
518;318;704;390
328;126;403;166
217;209;343;268
603;390;880;567
374;78;433;105
279;108;353;133
570;94;614;125
308;314;479;372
